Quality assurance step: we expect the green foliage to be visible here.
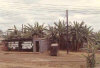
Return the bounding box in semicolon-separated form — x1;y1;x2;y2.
95;31;100;41
25;22;47;38
5;21;98;51
54;20;67;49
70;21;94;51
6;22;47;40
46;25;58;43
83;40;97;68
94;31;100;49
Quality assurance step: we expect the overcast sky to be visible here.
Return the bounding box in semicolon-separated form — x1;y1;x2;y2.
0;0;100;32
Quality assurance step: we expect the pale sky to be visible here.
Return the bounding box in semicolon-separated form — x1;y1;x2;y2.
0;0;100;31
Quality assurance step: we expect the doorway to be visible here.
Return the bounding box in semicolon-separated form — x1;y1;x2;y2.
36;41;39;52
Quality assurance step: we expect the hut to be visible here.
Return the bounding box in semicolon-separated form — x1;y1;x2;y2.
33;38;49;53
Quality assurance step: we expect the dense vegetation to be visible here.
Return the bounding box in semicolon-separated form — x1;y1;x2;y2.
5;21;100;51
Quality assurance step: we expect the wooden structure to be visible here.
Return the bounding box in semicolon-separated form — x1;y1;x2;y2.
4;38;33;51
4;37;49;52
33;38;49;53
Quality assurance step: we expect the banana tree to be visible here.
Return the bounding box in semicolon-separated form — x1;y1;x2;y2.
70;21;94;51
6;25;21;39
20;24;32;39
46;25;58;43
95;31;100;41
25;22;47;38
54;20;67;49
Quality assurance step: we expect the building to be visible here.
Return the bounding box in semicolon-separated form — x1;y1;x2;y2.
4;37;49;52
33;38;49;53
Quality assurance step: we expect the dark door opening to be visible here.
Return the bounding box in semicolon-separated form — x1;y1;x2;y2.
36;41;39;52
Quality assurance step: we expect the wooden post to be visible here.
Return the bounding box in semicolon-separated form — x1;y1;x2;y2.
66;10;69;54
22;24;23;33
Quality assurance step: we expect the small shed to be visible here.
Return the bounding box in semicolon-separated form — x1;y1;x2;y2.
33;38;48;53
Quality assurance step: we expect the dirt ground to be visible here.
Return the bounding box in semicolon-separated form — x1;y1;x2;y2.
0;45;100;68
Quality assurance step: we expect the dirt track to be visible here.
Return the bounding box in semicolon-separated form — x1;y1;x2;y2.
0;45;100;68
0;52;86;68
